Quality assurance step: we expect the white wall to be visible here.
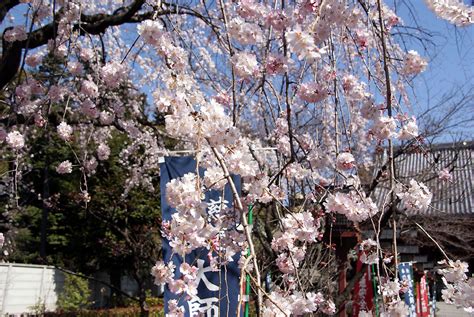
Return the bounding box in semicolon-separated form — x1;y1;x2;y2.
0;263;159;314
0;263;64;315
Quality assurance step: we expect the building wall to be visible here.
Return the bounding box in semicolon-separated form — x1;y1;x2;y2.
0;263;155;314
0;263;64;315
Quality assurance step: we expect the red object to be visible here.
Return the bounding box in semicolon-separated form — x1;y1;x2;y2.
420;275;430;317
352;253;374;315
416;282;421;315
339;265;347;317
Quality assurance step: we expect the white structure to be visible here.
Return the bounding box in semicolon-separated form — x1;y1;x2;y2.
0;263;64;315
0;262;154;314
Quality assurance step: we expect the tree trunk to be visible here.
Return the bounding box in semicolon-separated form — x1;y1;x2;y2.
137;279;149;317
40;163;50;260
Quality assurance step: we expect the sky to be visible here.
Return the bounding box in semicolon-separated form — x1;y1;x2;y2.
1;1;473;142
392;0;474;142
404;1;474;93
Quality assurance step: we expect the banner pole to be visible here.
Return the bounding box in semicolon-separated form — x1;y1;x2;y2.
371;264;379;316
244;205;253;317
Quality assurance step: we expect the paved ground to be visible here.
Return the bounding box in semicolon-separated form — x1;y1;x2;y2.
436;302;472;316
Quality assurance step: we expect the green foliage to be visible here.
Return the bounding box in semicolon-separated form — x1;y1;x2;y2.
6;54;164;308
29;298;46;315
45;306;165;317
122;293;163;308
57;274;92;312
145;297;163;307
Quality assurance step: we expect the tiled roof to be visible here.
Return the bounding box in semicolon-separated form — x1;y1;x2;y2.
372;141;474;215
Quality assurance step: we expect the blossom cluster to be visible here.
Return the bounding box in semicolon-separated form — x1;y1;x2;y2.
56;160;73;174
425;0;474;27
6;131;25;150
438;168;453;182
297;82;330;104
438;260;474;313
360;238;379;265
395;179;433;213
324;192;378;222
262;289;335;316
271;211;322;274
163;173;219;255
378;279;410;316
151;260;201;304
402;50;428;76
2;0;469;314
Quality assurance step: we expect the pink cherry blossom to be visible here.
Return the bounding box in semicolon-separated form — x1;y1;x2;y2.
81;99;99;118
99;111;115;125
438;168;453;182
101;62;127;88
398;118;419;140
297;82;329;103
265;54;290;75
57;122;73;141
25;53;43;67
287;28;325;61
137;20;164;46
167;300;185;317
232;52;259;78
80;80;99;98
360;238;378;264
151;260;175;285
265;10;289;32
79;47;95;61
425;0;474;27
402;50;428;75
68;61;83;76
395;179;432;213
4;26;27;42
48;85;66;103
371;116;397;140
56;160;73;174
97;143;111;161
324;192;378;222
1;0;471;312
236;0;266;20
6;131;25;149
228;17;263;45
336;152;356;170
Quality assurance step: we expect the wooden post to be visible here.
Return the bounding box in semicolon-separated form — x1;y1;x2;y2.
338;263;347;317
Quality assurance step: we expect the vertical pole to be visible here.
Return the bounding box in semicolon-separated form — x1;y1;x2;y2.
372;264;379;317
244;205;253;317
338;266;347;317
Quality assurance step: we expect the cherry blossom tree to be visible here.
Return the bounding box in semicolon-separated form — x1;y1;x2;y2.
1;0;473;316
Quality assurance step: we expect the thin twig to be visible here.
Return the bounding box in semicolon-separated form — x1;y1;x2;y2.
210;146;264;315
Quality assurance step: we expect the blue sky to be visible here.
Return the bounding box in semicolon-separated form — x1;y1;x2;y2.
405;1;474;91
2;1;473;141
392;0;474;142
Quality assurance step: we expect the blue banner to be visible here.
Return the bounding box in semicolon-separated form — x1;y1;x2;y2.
160;156;242;316
398;262;416;317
